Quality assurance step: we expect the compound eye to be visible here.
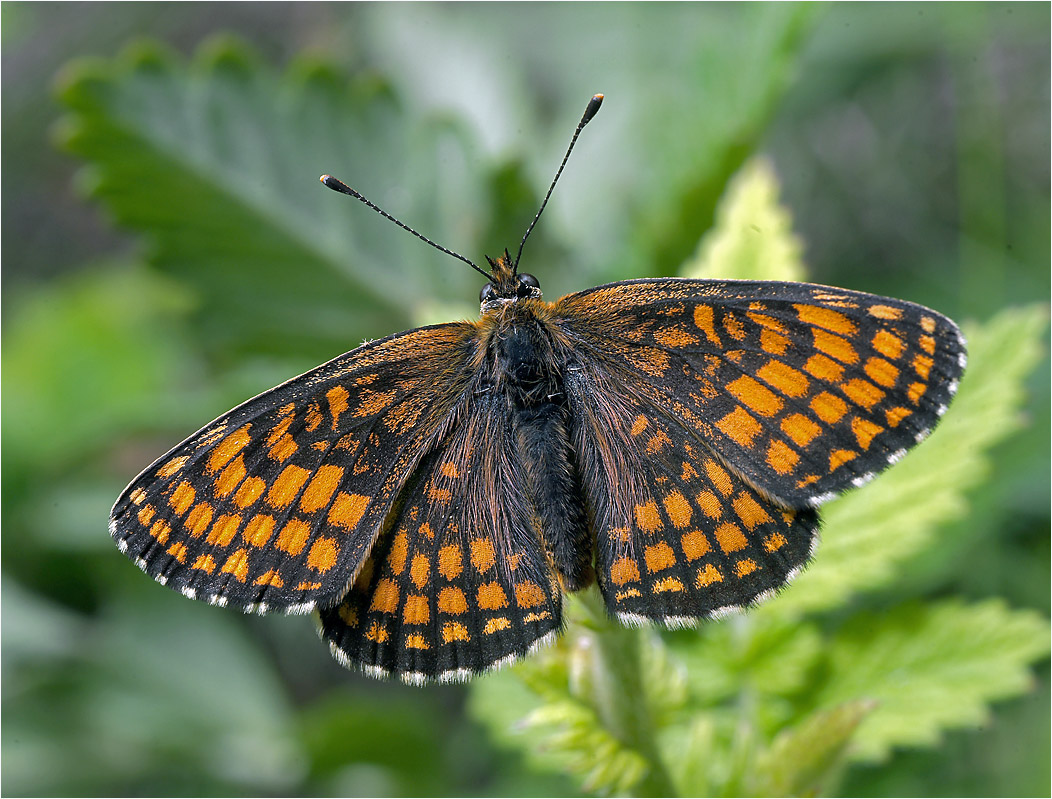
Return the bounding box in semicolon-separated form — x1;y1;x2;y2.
480;282;497;303
516;273;540;296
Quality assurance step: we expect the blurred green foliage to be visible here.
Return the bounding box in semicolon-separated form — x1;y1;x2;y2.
3;3;1048;797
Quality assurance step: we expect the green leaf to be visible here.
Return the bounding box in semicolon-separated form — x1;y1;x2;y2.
815;599;1050;762
472;668;654;797
749;701;876;797
763;305;1048;617
1;263;200;476
666;715;721;797
680;156;807;283
668;614;823;709
624;4;819;279
2;582;303;796
54;37;492;360
470;591;682;796
344;5;819;288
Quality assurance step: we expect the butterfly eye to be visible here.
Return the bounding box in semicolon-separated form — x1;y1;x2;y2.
516;273;540;297
480;282;497;303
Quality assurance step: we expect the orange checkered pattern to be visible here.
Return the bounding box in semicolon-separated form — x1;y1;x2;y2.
111;260;965;683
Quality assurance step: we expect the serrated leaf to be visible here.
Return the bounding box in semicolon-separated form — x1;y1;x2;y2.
475;683;653;798
523;700;651;796
762;305;1048;617
55;37;491;360
816;599;1051;762
681;156;806;283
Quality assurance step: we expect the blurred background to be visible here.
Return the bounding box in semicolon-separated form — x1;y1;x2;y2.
2;3;1048;796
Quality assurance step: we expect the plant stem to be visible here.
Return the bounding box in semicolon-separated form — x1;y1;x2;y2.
573;589;679;797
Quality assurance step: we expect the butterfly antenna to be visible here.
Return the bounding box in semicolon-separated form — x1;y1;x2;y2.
319;174;493;280
512;93;604;273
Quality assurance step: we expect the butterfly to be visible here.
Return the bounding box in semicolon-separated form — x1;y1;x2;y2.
110;95;967;684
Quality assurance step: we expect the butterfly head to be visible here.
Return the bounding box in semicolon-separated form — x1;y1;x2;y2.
479;249;542;307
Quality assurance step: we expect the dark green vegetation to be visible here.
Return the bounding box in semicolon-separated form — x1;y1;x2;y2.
3;4;1048;796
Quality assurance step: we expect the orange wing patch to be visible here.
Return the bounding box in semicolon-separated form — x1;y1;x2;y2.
565;365;819;624
110;323;479;614
558;279;964;509
318;398;561;681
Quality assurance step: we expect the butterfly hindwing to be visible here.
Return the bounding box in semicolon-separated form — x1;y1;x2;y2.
564;359;818;623
109;323;479;612
555;278;966;508
320;393;562;682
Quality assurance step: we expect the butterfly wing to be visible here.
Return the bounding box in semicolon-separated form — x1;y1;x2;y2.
319;391;562;683
564;368;819;623
110;323;479;613
553;278;964;621
554;278;966;508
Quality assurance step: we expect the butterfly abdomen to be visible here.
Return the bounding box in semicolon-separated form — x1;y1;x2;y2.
488;309;594;592
514;402;593;592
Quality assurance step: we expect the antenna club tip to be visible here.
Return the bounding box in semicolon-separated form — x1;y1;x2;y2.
583;94;604;124
321;175;358;196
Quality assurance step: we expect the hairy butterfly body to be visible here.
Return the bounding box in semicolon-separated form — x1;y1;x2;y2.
110;95;966;683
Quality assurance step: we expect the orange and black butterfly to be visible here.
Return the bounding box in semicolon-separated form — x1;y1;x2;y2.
110;95;966;684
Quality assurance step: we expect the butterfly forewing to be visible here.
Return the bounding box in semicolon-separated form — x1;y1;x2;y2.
320;393;562;682
110;323;478;612
554;279;967;508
